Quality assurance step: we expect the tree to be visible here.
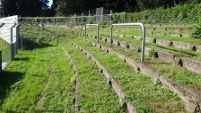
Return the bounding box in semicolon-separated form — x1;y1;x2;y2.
103;0;137;12
2;0;50;17
56;0;86;16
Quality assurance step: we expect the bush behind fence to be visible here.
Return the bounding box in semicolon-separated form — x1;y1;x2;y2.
19;2;200;25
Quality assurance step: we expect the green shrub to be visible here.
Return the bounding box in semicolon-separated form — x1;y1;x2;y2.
124;2;199;24
107;21;114;26
99;21;107;28
190;24;201;38
88;17;94;24
112;12;126;23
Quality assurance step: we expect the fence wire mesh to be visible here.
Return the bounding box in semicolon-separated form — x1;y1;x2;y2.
19;7;115;25
0;16;19;70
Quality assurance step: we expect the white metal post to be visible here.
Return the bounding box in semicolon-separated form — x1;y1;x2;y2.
84;24;100;43
110;10;112;21
110;23;146;62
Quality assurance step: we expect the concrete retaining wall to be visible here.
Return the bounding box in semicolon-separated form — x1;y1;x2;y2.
173;41;196;51
156;39;173;46
181;57;201;74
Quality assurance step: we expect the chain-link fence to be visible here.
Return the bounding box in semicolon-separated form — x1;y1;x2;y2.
0;15;19;71
19;7;116;25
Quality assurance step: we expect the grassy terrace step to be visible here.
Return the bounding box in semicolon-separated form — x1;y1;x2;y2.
112;33;201;53
112;26;190;38
61;46;79;112
70;42;137;113
68;37;186;113
84;36;201;92
83;26;201;52
80;38;201;112
83;34;201;75
0;39;11;62
0;42;75;112
34;44;75;112
102;32;201;53
60;39;123;113
89;33;201;61
90;35;201;75
100;26;194;41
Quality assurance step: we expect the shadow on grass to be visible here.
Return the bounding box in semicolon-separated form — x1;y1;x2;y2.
14;57;29;61
1;110;65;112
21;38;53;50
0;71;24;105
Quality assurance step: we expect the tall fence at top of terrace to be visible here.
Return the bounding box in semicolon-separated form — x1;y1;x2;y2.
0;15;19;71
19;7;114;25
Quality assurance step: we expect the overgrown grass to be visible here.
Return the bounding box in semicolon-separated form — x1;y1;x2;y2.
101;26;201;45
147;58;201;95
85;36;201;97
60;39;123;113
34;42;75;112
0;39;11;62
0;26;75;112
69;38;186;113
1;43;75;112
84;29;201;60
1;46;52;111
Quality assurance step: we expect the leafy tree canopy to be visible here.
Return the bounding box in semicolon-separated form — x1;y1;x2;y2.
2;0;50;17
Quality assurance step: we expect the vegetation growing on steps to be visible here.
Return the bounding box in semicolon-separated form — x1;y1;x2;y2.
83;27;201;61
85;26;201;45
0;39;11;62
69;38;186;113
0;41;75;112
85;36;201;97
61;39;123;113
190;24;201;38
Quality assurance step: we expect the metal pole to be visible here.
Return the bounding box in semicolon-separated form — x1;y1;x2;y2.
141;24;146;62
16;25;20;49
10;24;17;60
15;25;19;54
101;7;103;22
110;26;113;47
85;24;99;42
10;27;14;60
88;10;91;24
0;51;2;71
74;14;76;26
97;24;100;43
84;25;86;38
110;10;112;22
96;8;98;23
109;23;146;62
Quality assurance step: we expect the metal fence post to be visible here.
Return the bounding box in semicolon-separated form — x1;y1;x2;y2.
110;10;112;22
16;25;19;50
20;25;23;49
10;27;14;60
0;51;2;71
97;24;100;43
84;25;86;38
110;25;113;47
15;25;19;54
10;24;17;60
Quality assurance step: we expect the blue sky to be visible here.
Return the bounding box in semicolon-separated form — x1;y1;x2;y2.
48;0;53;7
